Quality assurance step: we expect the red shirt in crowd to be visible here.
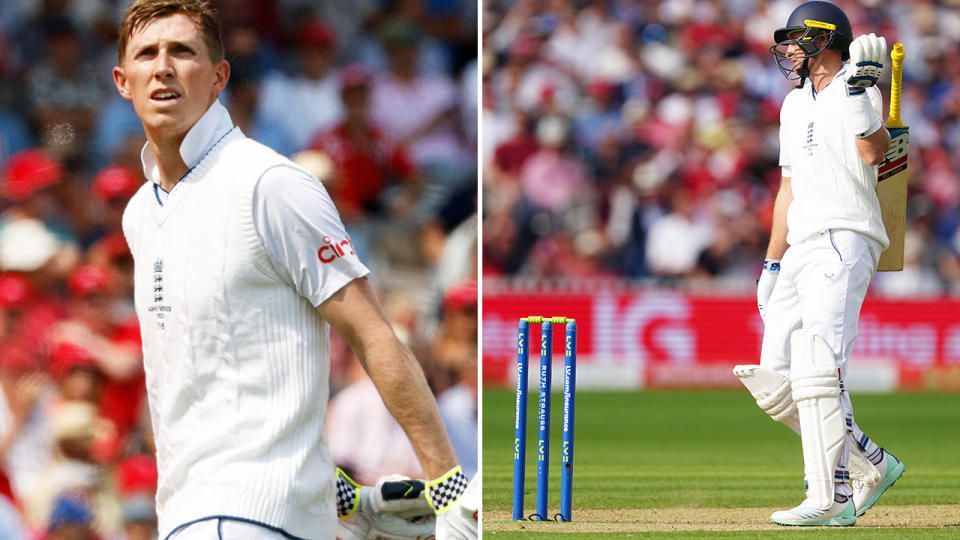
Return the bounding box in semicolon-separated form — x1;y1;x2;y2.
309;122;415;216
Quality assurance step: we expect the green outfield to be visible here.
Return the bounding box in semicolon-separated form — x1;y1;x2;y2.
482;389;960;537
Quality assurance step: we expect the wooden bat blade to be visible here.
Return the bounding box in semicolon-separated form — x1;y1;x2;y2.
876;126;908;271
877;43;907;272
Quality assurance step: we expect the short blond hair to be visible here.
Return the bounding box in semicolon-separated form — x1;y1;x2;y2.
117;0;223;64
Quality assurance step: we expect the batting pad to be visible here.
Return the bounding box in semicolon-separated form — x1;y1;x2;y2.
734;365;801;433
790;331;846;510
734;364;880;487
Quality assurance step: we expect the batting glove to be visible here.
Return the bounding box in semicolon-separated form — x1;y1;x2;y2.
846;33;886;92
757;259;780;322
336;468;436;540
426;466;477;540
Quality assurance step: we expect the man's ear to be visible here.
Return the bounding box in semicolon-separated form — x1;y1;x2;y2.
113;66;132;101
212;59;230;97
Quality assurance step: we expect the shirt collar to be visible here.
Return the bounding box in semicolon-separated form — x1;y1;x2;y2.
836;61;850;79
810;62;849;99
140;99;234;185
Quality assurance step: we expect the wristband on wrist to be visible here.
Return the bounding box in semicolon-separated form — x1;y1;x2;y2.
763;259;781;272
335;467;360;518
845;90;882;138
425;465;468;513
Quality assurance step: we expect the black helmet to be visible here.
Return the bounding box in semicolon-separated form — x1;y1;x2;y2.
771;1;853;82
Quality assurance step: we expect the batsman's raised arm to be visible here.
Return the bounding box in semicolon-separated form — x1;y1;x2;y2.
317;276;457;480
844;33;890;165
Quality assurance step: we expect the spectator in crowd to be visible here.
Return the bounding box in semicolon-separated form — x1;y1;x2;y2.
88;165;141;244
87;232;136;301
0;219;74;359
433;281;478;479
0;328;57;509
326;355;423;485
489;108;539;193
114;454;158;540
25;397;121;534
309;64;419;224
22;341;123;534
257;19;344;153
223;53;296;157
519;114;586;214
371;17;473;215
644;187;713;280
49;265;143;463
26;17;107;160
1;148;87;249
45;493;99;540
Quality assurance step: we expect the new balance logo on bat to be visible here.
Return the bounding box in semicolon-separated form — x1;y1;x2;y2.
878;128;909;182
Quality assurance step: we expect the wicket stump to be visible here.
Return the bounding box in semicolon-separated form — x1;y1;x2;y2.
512;316;578;522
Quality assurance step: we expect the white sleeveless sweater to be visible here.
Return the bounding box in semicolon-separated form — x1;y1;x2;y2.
123;128;335;539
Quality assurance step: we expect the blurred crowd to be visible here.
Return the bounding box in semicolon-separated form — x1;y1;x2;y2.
482;0;960;296
0;0;477;537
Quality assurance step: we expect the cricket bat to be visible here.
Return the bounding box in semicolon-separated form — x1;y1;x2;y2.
876;43;908;272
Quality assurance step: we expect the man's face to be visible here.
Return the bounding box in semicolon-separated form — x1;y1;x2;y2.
113;14;229;141
784;28;830;68
301;46;332;80
342;86;369;119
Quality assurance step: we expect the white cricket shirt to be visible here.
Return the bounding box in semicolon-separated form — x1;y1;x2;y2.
779;63;890;250
122;101;369;539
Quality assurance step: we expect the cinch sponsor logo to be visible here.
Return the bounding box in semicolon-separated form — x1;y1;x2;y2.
317;235;356;263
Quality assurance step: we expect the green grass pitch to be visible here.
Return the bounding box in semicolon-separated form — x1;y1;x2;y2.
482;388;960;537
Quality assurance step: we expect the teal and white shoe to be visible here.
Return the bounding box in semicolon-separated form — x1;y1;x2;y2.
771;497;856;527
854;450;905;517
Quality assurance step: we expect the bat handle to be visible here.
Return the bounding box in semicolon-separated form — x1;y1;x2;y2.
887;43;905;128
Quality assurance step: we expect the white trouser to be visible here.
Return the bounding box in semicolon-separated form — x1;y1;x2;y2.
761;228;881;496
760;229;881;380
168;518;297;540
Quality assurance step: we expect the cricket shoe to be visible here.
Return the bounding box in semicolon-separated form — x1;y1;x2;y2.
770;497;856;527
854;449;905;517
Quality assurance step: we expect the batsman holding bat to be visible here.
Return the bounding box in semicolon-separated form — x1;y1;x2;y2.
112;0;477;538
733;1;905;527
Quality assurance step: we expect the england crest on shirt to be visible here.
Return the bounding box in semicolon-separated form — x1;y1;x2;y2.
803;121;818;157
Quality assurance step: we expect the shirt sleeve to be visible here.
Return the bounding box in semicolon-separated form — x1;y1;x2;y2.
868;85;883;118
778;96;792;176
253;165;369;307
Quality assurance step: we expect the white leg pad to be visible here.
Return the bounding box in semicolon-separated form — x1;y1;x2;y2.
734;364;880;485
790;331;846;510
733;365;800;434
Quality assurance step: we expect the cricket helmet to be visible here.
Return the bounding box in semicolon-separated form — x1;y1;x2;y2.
771;1;853;81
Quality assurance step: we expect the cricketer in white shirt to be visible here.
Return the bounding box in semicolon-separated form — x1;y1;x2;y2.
114;5;475;538
777;63;889;252
124;99;367;538
742;3;904;527
755;31;901;528
763;60;888;379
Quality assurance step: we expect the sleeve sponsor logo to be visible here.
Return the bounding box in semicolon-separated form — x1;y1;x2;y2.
317;235;356;263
